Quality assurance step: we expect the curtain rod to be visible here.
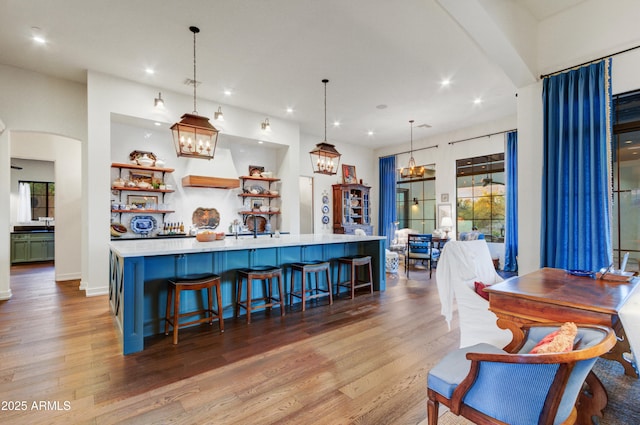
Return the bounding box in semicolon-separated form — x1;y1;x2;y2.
540;44;640;79
384;144;438;158
448;129;516;145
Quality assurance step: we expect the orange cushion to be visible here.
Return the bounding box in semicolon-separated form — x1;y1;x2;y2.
474;281;490;301
529;322;578;354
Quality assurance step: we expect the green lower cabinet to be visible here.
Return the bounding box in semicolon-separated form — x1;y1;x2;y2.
11;233;55;264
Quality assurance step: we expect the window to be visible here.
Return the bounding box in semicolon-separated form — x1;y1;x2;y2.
21;181;55;220
456;154;505;242
612;90;640;271
396;166;436;233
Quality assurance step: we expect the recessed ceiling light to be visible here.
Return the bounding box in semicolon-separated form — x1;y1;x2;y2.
333;121;340;127
31;27;46;44
258;140;264;144
473;97;482;105
441;79;451;87
224;89;232;96
286;107;293;113
145;68;155;75
376;104;387;110
154;122;161;126
367;130;374;136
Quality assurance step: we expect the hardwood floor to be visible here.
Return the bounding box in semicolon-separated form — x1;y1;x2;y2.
1;263;636;424
2;263;458;424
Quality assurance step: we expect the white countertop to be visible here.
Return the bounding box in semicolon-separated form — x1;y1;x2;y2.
110;233;385;258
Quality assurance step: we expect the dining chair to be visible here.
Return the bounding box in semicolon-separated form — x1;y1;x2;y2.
406;233;432;278
427;323;616;425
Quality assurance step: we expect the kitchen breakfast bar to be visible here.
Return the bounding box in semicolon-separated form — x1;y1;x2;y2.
109;234;386;354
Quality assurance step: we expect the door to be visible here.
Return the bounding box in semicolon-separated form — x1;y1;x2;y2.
299;176;314;234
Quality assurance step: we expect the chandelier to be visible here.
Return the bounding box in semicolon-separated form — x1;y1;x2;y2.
170;26;219;160
310;79;341;175
400;119;424;178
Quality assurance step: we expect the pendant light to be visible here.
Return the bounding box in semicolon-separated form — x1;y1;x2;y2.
400;120;424;178
310;79;341;175
170;26;219;160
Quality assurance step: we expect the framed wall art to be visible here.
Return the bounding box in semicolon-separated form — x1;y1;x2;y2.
127;195;158;210
342;164;357;184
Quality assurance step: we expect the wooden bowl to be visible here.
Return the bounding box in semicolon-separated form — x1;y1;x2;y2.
196;231;217;242
110;223;127;237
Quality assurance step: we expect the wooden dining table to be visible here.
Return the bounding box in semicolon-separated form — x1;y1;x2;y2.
485;267;639;425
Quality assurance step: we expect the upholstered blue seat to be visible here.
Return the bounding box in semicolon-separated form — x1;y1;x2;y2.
428;343;505;398
427;323;616;425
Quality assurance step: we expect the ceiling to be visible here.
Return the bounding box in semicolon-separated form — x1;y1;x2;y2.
0;0;584;149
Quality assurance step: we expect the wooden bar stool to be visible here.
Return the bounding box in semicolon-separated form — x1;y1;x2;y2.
235;266;285;324
164;273;224;345
289;261;333;311
336;255;373;299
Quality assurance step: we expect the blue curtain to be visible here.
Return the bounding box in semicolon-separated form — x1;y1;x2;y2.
378;156;397;248
541;59;612;271
504;131;518;272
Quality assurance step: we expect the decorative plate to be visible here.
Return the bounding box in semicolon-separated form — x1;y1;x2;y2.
322;215;330;224
245;215;267;232
322;205;330;214
192;207;220;229
130;215;157;234
322;195;329;204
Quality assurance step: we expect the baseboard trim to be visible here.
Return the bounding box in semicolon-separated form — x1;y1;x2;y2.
0;289;13;300
85;286;109;297
55;272;82;282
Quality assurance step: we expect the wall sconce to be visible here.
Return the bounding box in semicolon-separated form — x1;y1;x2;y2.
261;118;271;131
413;197;419;205
154;92;164;108
214;106;224;121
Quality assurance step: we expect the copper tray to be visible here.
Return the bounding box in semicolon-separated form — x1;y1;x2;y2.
192;207;220;229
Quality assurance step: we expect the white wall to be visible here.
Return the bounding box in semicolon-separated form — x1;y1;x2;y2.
0;64;86;300
299;132;377;234
85;71;303;296
10;133;82;281
110;120;281;234
375;116;514;266
514;6;640;273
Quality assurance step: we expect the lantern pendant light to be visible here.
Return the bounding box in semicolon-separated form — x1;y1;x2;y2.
400;119;424;178
309;79;341;175
170;26;219;160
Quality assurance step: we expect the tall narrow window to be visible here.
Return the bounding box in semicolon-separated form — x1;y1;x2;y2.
396;165;436;233
456;154;505;242
612;91;640;271
20;181;55;220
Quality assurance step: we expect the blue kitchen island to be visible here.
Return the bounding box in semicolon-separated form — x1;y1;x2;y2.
109;234;386;354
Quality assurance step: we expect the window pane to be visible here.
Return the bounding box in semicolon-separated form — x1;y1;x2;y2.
455;153;505;240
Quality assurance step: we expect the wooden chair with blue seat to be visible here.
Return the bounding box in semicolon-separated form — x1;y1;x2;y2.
426;322;616;425
406;233;433;278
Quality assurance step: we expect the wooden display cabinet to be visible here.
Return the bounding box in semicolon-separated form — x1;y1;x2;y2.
332;183;373;235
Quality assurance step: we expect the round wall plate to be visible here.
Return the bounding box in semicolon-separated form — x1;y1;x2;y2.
322;195;329;204
322;215;330;224
322;205;330;214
